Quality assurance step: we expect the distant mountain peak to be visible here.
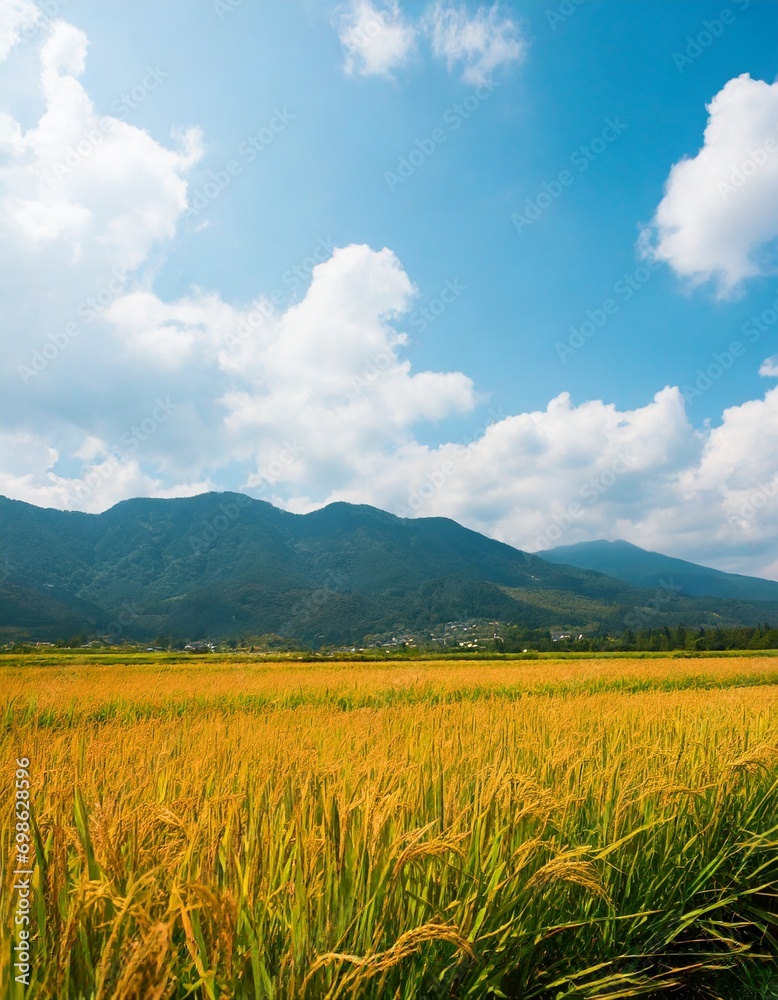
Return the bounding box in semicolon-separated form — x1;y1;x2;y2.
539;538;778;602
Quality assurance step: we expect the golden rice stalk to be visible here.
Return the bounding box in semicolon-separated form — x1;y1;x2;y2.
726;742;778;774
525;849;612;903
112;921;175;1000
304;919;475;988
392;835;466;879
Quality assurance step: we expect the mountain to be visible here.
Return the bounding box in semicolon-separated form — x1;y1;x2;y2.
1;493;777;646
538;539;778;603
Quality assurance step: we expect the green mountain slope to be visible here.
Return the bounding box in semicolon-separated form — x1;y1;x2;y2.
539;539;778;603
1;493;776;645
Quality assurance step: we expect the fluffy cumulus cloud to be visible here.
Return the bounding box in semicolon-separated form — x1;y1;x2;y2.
3;15;778;579
0;8;206;509
643;74;778;296
0;4;202;414
298;386;702;548
0;20;200;270
103;243;478;505
333;384;778;582
336;0;526;83
668;388;778;580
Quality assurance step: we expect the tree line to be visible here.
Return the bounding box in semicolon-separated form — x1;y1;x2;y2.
497;623;778;653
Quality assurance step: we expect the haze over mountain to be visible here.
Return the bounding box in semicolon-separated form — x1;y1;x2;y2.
1;493;777;647
539;540;778;604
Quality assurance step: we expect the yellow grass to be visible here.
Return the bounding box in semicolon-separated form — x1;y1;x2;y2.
2;654;777;715
1;655;777;998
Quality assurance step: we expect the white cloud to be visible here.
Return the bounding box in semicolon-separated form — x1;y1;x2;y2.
289;382;778;581
104;243;478;499
335;1;526;84
688;388;778;496
3;11;778;583
337;1;416;77
7;206;778;576
0;0;39;62
0;20;200;271
423;1;526;85
759;355;778;377
300;386;701;547
40;19;87;76
0;11;202;453
0;427;213;513
664;388;778;576
643;74;778;297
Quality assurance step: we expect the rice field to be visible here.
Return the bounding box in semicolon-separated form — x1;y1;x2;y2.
1;654;777;999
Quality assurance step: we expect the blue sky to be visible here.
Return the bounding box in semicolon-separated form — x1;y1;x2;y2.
1;0;778;578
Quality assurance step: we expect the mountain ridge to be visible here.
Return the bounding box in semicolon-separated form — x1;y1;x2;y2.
1;492;776;646
538;538;778;603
